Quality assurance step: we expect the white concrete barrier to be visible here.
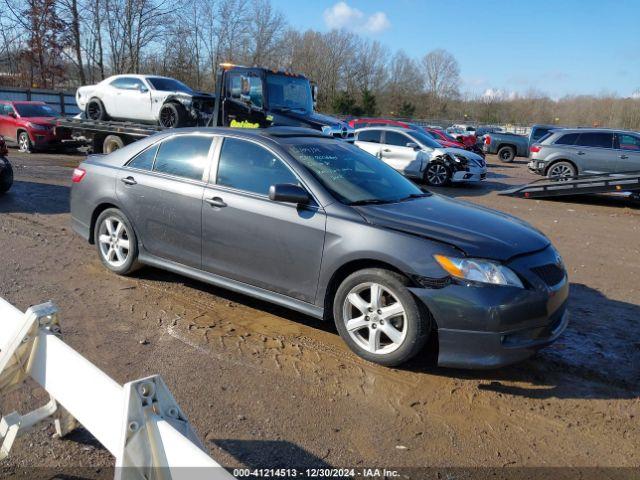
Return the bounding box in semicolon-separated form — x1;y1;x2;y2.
0;298;234;479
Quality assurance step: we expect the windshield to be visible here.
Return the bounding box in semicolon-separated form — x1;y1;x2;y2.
14;104;59;118
147;77;193;94
266;74;313;113
407;130;442;149
286;140;425;204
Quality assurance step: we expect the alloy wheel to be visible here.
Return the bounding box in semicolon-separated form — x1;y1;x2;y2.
160;108;177;128
87;102;101;120
426;164;448;185
342;282;407;355
98;217;131;268
18;134;30;152
548;164;575;179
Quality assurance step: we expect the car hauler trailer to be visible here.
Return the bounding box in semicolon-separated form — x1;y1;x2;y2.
499;171;640;199
56;63;354;153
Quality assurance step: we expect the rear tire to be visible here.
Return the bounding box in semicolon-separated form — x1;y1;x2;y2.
0;160;13;194
497;145;515;163
424;161;451;186
103;135;125;154
86;98;108;121
18;131;32;153
159;102;188;128
546;161;576;179
333;268;431;367
94;208;141;275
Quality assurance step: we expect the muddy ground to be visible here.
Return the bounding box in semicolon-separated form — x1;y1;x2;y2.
0;148;638;478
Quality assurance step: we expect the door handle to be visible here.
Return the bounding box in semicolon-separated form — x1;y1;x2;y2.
121;176;137;185
620;154;629;159
205;197;227;208
577;151;585;155
383;148;391;152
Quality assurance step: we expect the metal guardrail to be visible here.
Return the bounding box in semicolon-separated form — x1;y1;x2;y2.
0;86;79;115
0;298;234;479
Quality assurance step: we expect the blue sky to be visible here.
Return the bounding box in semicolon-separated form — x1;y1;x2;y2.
271;0;640;99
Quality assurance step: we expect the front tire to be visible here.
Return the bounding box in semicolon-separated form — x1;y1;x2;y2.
159;102;187;128
424;161;451;186
94;208;141;275
333;268;431;366
18;132;32;153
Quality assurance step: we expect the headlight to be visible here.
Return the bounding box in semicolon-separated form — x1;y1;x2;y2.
434;254;524;288
28;123;50;131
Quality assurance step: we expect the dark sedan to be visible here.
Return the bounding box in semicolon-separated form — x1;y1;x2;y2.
70;127;569;368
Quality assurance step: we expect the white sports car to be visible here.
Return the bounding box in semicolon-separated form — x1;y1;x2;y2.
75;75;215;128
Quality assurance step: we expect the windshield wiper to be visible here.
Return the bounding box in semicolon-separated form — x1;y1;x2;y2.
348;198;393;206
273;106;307;113
397;192;431;202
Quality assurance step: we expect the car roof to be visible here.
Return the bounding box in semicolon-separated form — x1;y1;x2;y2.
549;127;639;135
355;126;414;133
106;74;173;81
0;100;47;105
150;126;331;141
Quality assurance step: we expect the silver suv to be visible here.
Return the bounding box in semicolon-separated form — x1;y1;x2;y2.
528;128;640;178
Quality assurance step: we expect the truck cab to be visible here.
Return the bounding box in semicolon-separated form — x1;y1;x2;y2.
214;64;354;141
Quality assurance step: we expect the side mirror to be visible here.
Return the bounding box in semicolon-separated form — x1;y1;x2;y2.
406;142;420;150
269;184;310;204
139;85;148;93
8;111;16;118
311;83;318;107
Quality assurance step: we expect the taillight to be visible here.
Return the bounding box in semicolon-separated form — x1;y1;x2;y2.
530;145;541;153
484;135;491;145
72;168;86;183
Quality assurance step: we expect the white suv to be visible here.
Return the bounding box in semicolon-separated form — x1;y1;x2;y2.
355;127;486;186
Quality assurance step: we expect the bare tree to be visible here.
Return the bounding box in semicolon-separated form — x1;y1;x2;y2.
421;48;460;99
248;0;286;66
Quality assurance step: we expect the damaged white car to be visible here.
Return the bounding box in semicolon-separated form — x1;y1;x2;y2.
75;75;215;128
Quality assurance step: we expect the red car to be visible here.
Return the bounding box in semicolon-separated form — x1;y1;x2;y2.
349;118;474;151
0;135;12;194
0;101;70;153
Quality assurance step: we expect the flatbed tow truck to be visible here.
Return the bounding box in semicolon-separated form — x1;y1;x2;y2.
499;171;640;200
56;63;354;153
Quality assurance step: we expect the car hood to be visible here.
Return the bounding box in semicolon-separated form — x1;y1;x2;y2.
22;116;57;126
437;139;464;148
355;195;549;261
431;147;485;166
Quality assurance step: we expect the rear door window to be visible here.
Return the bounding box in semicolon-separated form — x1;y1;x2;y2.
153;135;213;180
554;133;579;145
575;132;614;149
128;144;159;170
357;130;382;143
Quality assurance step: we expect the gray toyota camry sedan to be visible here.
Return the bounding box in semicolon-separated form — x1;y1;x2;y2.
70;127;569;368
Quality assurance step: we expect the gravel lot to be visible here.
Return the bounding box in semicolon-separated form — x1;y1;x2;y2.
0;148;638;478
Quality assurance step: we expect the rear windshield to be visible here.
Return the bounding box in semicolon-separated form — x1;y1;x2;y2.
535;132;554;144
